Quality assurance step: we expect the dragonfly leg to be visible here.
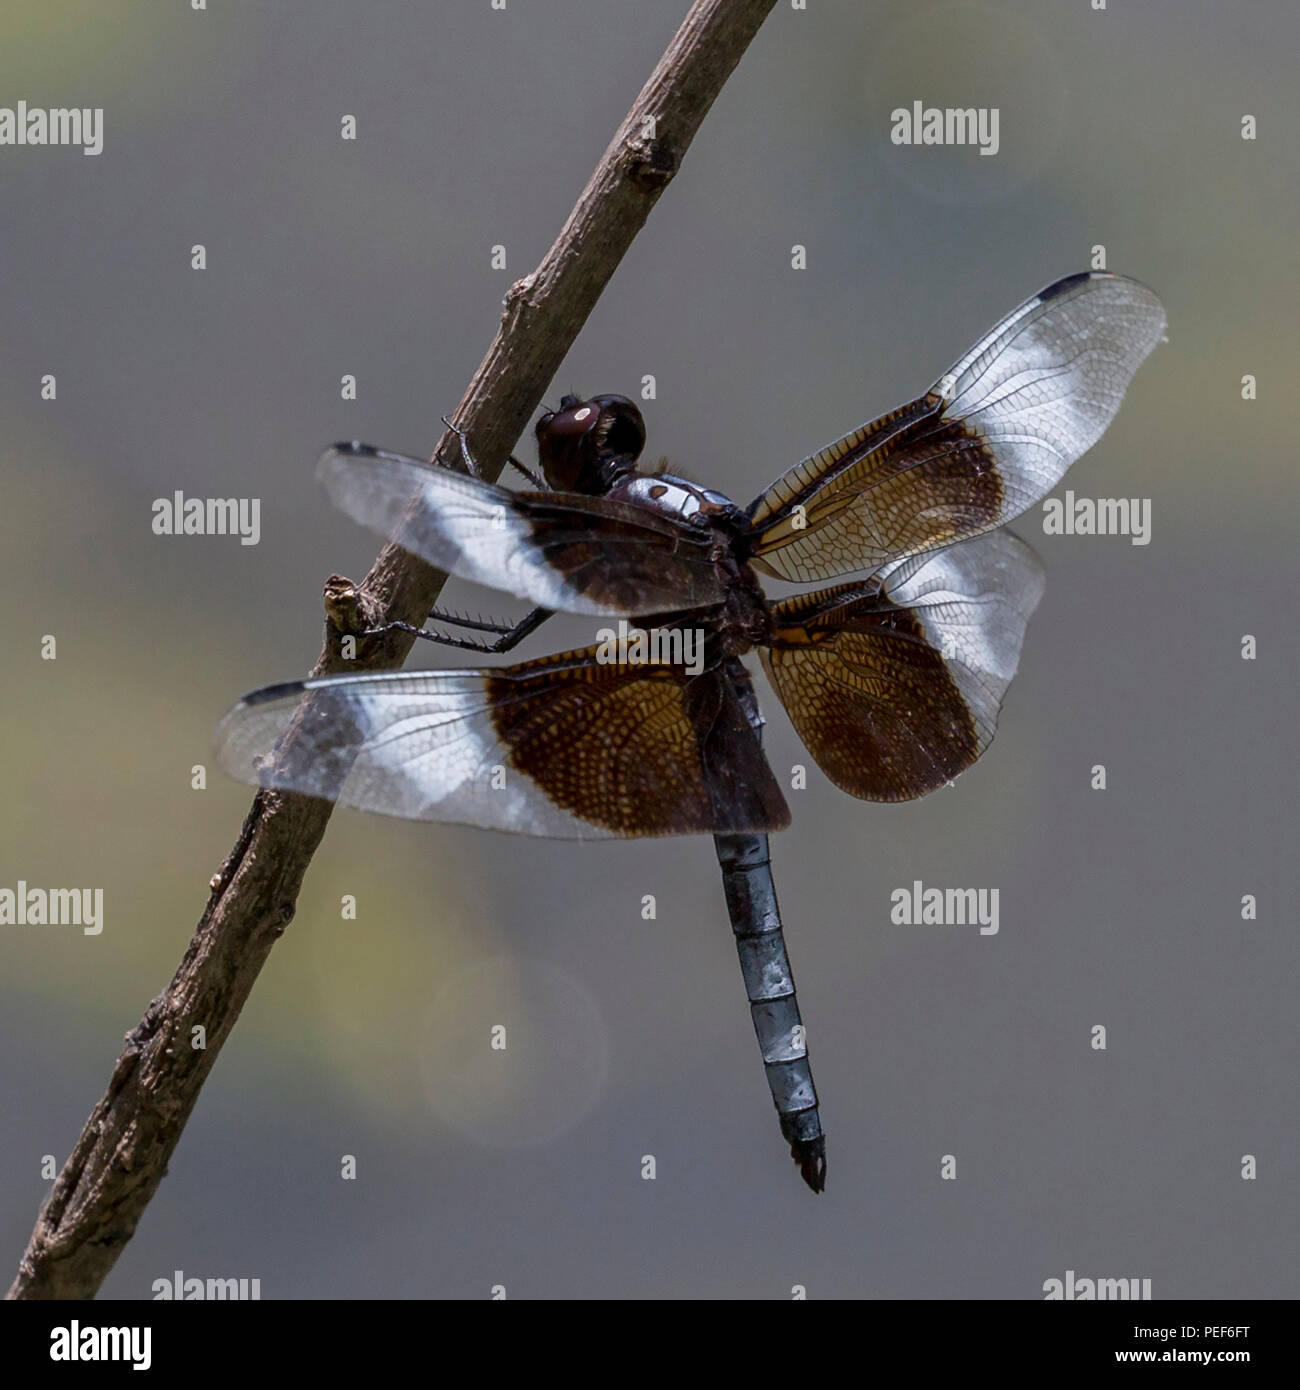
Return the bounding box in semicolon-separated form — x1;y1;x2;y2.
482;606;553;652
358;620;475;650
440;415;482;478
425;609;520;635
505;455;545;488
361;606;553;654
440;415;544;488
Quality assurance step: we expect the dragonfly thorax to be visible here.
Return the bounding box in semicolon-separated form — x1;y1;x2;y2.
608;471;740;523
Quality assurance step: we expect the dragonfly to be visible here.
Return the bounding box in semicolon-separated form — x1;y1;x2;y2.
215;271;1165;1192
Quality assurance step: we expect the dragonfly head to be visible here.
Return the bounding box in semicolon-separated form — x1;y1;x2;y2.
535;393;646;495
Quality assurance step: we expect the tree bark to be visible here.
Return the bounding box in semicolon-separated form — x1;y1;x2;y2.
7;0;778;1300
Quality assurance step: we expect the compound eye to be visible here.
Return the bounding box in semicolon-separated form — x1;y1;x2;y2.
546;402;599;439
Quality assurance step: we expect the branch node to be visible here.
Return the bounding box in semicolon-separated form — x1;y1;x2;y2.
322;574;368;632
625;134;679;189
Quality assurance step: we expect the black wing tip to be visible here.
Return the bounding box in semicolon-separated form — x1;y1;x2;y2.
324;440;379;458
1037;269;1158;305
238;679;308;708
1036;270;1096;302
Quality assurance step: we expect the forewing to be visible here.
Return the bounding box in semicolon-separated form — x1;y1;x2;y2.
318;444;727;617
746;272;1165;582
214;649;789;839
760;530;1045;801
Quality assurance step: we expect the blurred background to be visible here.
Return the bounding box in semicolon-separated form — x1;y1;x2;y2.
1;0;1295;1299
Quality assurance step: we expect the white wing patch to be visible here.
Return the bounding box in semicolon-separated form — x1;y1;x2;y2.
877;530;1046;747
317;446;726;618
214;669;617;839
934;271;1167;501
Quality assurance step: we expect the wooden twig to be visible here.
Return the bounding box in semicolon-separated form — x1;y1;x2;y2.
6;0;778;1301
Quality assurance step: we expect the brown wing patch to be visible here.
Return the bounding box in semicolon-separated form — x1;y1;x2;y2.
521;494;726;614
487;648;789;835
761;583;980;802
747;396;1003;584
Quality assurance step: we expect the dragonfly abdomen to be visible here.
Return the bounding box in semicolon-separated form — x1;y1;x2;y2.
715;830;826;1193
